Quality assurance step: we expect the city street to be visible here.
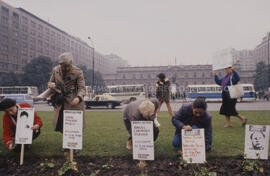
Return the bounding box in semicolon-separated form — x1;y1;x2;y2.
34;100;270;112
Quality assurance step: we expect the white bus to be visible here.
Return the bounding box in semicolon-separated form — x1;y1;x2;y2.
106;84;146;103
0;86;38;106
186;84;256;102
0;86;38;97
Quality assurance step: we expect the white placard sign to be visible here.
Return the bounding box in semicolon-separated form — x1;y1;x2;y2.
182;129;206;163
15;108;34;144
63;110;83;149
244;125;269;160
212;48;233;70
131;121;154;160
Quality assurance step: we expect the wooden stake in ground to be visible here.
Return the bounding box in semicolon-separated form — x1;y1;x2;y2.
70;149;74;162
20;144;24;165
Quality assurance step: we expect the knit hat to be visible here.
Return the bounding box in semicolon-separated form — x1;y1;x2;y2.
138;100;155;118
0;98;16;111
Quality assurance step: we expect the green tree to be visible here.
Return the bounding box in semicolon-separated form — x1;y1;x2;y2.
253;62;270;91
21;56;53;92
0;72;22;86
78;65;106;94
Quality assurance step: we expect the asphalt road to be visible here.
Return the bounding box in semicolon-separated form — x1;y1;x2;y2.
34;100;270;112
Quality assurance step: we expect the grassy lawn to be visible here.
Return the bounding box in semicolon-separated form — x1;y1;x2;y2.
0;110;269;158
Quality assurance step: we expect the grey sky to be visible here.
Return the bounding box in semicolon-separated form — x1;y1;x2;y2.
4;0;270;66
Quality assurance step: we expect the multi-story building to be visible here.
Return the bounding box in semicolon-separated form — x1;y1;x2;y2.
0;0;124;75
254;33;270;66
232;49;256;71
103;65;255;93
104;54;129;74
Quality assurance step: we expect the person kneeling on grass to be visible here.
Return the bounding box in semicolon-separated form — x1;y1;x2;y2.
123;98;159;150
0;98;42;152
171;96;212;152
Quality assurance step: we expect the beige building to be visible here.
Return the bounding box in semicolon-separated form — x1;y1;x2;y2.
254;33;270;66
104;54;129;74
103;65;255;93
0;0;128;75
0;0;96;73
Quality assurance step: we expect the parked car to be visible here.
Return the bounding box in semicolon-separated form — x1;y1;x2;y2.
0;94;34;106
85;94;121;109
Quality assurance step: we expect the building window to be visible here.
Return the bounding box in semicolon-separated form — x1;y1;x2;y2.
28;28;34;35
12;47;18;54
0;25;8;33
1;54;8;61
38;24;43;31
202;73;205;78
22;42;28;49
140;74;143;79
31;21;36;28
38;40;43;46
1;6;9;16
22;25;28;32
122;74;126;79
22;34;28;41
1;35;8;42
193;72;197;78
2;45;8;52
185;72;189;78
132;74;136;79
22;16;28;24
1;16;8;25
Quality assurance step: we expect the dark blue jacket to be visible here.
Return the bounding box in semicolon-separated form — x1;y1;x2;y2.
172;103;212;149
214;71;240;99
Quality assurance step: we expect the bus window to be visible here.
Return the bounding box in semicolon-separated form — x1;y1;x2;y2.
199;87;206;92
191;87;197;93
243;86;250;91
216;87;222;91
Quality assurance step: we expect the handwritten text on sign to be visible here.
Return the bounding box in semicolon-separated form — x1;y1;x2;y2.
63;110;83;149
182;129;206;163
15;108;34;144
132;121;154;160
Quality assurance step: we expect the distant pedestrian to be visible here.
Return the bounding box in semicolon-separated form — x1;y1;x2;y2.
213;66;247;128
155;73;173;127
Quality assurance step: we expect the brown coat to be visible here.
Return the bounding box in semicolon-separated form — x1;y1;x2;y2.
49;65;86;130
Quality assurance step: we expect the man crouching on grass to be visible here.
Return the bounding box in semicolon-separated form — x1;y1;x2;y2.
123;98;159;150
172;96;212;153
0;98;42;152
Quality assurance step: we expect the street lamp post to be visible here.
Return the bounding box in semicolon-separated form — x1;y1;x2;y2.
268;33;270;91
88;37;95;95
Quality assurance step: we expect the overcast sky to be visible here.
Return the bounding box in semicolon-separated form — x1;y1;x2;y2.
4;0;270;66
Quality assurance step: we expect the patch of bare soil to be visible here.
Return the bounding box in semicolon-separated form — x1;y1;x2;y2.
0;156;269;176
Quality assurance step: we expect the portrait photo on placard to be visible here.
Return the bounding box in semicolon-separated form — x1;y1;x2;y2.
244;125;269;159
15;108;35;144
